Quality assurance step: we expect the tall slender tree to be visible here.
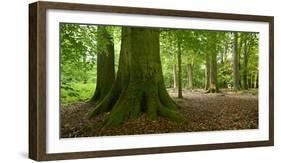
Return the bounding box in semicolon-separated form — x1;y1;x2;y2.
177;38;183;98
205;53;210;90
173;53;178;89
242;34;249;89
232;32;240;90
208;33;219;93
241;33;258;90
209;51;218;93
187;63;193;89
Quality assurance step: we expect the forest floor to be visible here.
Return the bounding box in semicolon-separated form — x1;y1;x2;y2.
60;89;258;138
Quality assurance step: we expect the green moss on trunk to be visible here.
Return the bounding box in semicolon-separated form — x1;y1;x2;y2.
88;27;183;127
89;26;115;103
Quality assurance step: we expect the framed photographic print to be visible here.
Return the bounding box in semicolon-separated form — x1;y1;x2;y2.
29;1;274;161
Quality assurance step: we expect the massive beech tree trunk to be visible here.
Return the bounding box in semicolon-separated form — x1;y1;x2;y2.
88;27;183;127
89;27;115;103
205;53;210;90
177;39;183;98
187;63;193;89
209;52;219;93
232;32;240;90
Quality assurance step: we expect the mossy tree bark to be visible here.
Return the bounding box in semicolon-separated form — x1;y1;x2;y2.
88;27;183;127
89;26;115;104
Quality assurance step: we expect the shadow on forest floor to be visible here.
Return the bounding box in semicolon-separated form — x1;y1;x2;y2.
60;89;258;138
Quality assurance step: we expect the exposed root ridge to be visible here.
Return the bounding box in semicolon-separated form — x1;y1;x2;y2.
101;84;184;128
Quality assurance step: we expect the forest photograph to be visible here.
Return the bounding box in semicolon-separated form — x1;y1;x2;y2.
60;23;259;138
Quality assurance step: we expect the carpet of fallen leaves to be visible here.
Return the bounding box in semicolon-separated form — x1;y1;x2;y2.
60;89;258;138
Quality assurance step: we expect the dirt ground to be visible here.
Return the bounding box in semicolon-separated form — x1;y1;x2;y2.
60;89;258;138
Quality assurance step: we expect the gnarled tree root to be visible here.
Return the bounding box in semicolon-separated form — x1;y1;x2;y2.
87;83;184;128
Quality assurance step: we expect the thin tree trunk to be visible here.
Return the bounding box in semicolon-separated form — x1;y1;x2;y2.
221;42;228;64
238;34;243;87
177;39;183;98
243;39;249;89
250;73;253;88
209;52;218;93
173;61;177;89
205;53;210;90
232;32;240;90
222;42;228;88
187;63;193;89
254;71;258;88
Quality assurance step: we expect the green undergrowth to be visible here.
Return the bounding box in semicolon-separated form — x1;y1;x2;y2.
61;82;95;106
